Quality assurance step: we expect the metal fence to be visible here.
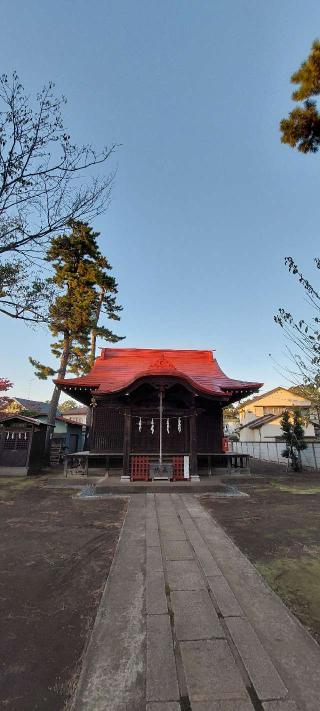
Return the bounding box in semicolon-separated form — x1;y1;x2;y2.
231;440;320;470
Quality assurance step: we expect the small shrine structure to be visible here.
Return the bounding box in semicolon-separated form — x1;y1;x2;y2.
0;415;47;476
56;348;262;480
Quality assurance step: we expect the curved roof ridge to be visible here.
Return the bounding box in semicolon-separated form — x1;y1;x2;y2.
55;346;262;403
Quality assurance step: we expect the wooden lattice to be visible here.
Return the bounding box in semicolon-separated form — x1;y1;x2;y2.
131;455;149;481
172;456;184;481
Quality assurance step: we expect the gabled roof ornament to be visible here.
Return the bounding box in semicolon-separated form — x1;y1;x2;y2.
148;353;177;371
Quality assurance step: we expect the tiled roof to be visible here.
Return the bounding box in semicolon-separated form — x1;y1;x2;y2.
0;414;47;426
6;398;61;415
55;348;262;399
240;413;280;430
61;406;88;415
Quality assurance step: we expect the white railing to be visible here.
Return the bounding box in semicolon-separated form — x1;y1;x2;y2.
231;440;320;470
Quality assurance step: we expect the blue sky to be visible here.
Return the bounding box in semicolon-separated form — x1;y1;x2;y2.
0;0;319;401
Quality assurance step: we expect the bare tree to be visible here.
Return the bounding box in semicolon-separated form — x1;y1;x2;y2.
274;257;320;417
0;72;118;320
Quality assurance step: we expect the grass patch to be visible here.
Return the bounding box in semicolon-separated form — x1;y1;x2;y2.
0;477;39;500
286;527;318;538
255;556;320;633
270;483;320;495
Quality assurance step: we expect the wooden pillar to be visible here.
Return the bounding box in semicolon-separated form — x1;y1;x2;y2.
123;408;131;477
88;403;96;451
190;407;197;476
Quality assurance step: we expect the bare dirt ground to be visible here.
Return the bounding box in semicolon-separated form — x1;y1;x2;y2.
200;460;320;645
0;477;127;711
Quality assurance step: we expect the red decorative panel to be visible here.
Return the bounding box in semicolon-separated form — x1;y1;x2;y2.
221;437;229;452
131;455;149;481
172;456;184;481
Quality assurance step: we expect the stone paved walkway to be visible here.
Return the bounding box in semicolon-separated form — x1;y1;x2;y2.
71;494;320;711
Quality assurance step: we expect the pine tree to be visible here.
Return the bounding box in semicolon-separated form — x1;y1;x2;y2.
29;220;123;453
280;40;320;152
280;409;307;472
59;399;78;412
278;41;320;388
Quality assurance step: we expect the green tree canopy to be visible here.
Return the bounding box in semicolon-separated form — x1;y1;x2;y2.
280;409;307;471
280;40;320;153
59;399;79;412
29;220;123;451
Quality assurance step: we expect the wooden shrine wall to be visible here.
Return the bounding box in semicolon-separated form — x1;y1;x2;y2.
131;414;190;454
91;405;124;452
196;410;223;453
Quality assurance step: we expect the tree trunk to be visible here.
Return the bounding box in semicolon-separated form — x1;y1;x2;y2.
89;287;105;368
45;336;71;456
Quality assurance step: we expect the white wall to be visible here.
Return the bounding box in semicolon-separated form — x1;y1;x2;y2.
239;418;315;443
232;440;320;469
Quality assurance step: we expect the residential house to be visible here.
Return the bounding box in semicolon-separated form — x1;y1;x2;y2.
61;406;89;425
238;387;315;442
0;397;61;416
33;415;86;463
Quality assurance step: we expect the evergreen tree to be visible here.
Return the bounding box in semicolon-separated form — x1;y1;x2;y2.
278;42;320;394
280;409;307;472
59;399;78;412
29;220;123;452
280;40;320;152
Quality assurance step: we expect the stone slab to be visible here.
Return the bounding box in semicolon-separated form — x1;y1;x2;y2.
171;589;224;640
146;526;161;547
146;614;179;702
185;527;222;576
180;639;249;702
146;704;180;711
146;570;168;614
207;575;243;617
192;702;254;711
147;546;164;572
160;526;187;541
226;616;287;701
72;495;146;711
166;559;205;591
163;539;194;560
263;703;299;711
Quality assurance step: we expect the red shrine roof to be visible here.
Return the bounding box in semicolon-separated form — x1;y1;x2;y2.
55;348;262;401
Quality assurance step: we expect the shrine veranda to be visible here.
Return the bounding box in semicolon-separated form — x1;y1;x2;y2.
56;348;262;480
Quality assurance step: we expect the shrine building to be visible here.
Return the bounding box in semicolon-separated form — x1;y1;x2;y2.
56;348;262;480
